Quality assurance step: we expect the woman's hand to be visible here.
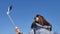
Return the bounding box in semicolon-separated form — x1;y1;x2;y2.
15;27;23;34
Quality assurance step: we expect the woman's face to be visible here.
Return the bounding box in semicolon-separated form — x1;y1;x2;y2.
35;17;39;22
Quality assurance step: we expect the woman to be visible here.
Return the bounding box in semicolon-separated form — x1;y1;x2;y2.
30;14;52;34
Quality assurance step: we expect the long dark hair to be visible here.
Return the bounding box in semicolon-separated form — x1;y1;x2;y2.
31;14;52;31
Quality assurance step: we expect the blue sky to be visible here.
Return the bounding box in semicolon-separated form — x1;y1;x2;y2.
0;0;60;34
